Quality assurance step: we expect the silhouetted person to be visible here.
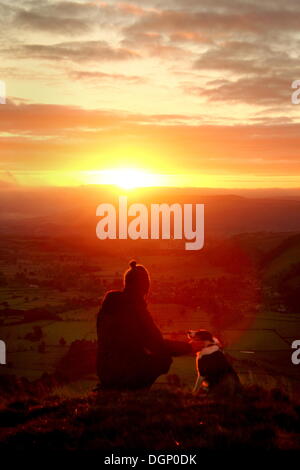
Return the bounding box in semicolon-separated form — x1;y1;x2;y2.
96;260;173;390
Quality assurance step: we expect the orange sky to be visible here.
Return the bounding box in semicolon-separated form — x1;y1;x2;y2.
1;0;300;188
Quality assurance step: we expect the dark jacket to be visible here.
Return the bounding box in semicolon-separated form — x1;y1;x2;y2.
97;290;172;390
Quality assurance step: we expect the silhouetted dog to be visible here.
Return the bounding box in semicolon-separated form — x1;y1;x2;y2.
188;330;241;398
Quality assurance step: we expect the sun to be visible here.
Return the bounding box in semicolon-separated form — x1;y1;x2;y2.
87;168;162;189
108;168;151;189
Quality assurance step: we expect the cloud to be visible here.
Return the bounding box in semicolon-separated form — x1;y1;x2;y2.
1;98;300;151
1;98;300;186
181;36;300;106
0;100;199;136
189;76;293;106
0;1;97;38
193;40;300;75
1;1;300;131
0;100;133;134
193;41;270;74
0;1;151;41
124;8;300;40
69;69;147;84
169;31;212;44
120;4;300;67
117;3;147;16
6;40;140;63
14;8;90;35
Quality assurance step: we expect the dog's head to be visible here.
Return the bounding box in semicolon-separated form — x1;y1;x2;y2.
188;330;220;353
188;329;213;342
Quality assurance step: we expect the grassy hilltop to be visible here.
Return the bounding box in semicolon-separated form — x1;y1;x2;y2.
0;385;299;451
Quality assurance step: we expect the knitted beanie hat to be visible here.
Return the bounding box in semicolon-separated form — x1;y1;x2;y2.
124;260;150;296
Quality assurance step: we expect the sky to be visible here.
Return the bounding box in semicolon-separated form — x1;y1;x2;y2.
1;0;300;188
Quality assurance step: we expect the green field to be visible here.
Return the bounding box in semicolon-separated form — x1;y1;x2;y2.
1;233;300;402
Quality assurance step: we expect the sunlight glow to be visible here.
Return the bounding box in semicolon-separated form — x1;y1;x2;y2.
87;168;164;189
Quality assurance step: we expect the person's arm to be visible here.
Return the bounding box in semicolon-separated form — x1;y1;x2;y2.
164;339;193;357
96;291;120;338
139;309;168;355
193;375;205;394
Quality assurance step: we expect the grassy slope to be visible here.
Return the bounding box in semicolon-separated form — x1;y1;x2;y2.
0;386;299;451
262;234;300;280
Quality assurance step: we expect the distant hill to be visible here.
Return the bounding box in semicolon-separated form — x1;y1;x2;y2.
1;186;300;237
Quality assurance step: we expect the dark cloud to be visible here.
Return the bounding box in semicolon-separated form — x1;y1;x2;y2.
189;76;292;106
193;40;300;77
124;8;300;39
14;9;90;35
118;0;300;14
0;1;146;39
120;4;300;74
193;41;271;74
